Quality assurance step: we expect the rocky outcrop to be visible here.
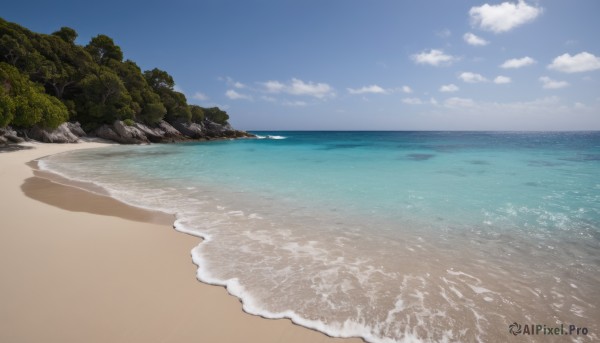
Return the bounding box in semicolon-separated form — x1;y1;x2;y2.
133;121;186;143
172;120;205;139
0;127;25;144
112;120;149;144
3;119;253;146
26;123;80;143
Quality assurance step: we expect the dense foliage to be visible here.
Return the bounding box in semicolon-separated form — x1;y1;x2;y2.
0;18;230;130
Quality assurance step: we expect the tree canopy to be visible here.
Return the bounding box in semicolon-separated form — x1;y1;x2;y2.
0;17;230;130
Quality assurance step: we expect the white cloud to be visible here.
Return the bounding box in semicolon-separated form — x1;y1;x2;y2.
193;92;209;101
469;0;542;33
262;78;334;99
401;85;413;94
347;85;388;95
173;85;184;93
459;72;488;83
263;80;285;93
539;76;569;89
225;89;252;100
440;84;459;92
441;96;568;115
402;97;424;105
494;76;512;84
500;56;536;69
261;96;277;102
282;100;307;107
411;49;456;66
288;78;334;98
430;97;439;106
221;76;246;89
463;32;489;46
548;52;600;73
444;97;476;108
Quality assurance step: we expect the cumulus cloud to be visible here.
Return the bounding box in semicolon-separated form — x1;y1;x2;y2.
441;96;572;116
402;97;424;105
221;76;246;89
463;32;489;46
539;76;569;89
411;49;456;66
225;89;252;100
193;92;209;101
282;100;307;107
261;96;277;102
459;72;488;83
262;78;334;98
440;84;459;92
444;97;476;108
263;80;285;93
547;52;600;73
469;0;542;33
347;85;388;95
500;56;536;68
494;76;512;84
401;85;413;94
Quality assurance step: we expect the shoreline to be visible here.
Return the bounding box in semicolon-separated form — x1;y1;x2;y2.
0;142;362;343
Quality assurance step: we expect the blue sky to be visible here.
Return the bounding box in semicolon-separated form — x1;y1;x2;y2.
3;0;600;130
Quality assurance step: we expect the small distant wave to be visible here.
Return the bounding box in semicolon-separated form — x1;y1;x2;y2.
255;135;287;140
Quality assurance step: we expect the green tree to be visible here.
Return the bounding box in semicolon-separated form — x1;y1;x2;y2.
85;34;123;65
190;105;205;122
111;60;165;124
144;68;190;122
204;107;229;124
0;89;15;127
0;62;68;128
52;27;77;44
144;68;174;91
74;66;133;127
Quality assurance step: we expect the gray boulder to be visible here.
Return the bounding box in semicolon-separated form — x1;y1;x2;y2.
27;123;80;143
94;121;148;144
0;127;25;143
172;120;205;139
157;120;186;141
66;122;87;137
132;121;186;143
113;120;149;144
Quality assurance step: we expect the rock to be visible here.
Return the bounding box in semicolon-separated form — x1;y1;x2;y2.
113;120;149;144
27;123;79;143
133;121;186;143
203;120;248;138
94;121;148;144
157;120;186;140
94;125;124;143
0;127;25;143
132;122;164;143
66;122;87;137
171;120;205;139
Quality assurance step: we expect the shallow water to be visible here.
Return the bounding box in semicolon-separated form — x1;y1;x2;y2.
41;132;600;342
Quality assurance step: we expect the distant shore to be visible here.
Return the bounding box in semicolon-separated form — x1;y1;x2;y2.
0;142;361;343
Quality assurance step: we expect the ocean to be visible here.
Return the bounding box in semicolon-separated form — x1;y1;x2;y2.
40;131;600;342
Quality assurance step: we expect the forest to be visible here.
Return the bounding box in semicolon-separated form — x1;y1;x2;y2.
0;18;229;132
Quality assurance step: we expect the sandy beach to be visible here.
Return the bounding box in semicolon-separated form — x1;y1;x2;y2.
0;142;362;343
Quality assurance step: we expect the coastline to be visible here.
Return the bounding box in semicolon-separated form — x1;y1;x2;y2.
0;142;362;343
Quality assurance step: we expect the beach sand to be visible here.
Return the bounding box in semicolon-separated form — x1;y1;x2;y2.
0;142;363;343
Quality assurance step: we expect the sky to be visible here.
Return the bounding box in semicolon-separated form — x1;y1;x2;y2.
2;0;600;130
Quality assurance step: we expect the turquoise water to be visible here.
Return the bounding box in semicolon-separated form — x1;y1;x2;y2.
41;132;600;342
